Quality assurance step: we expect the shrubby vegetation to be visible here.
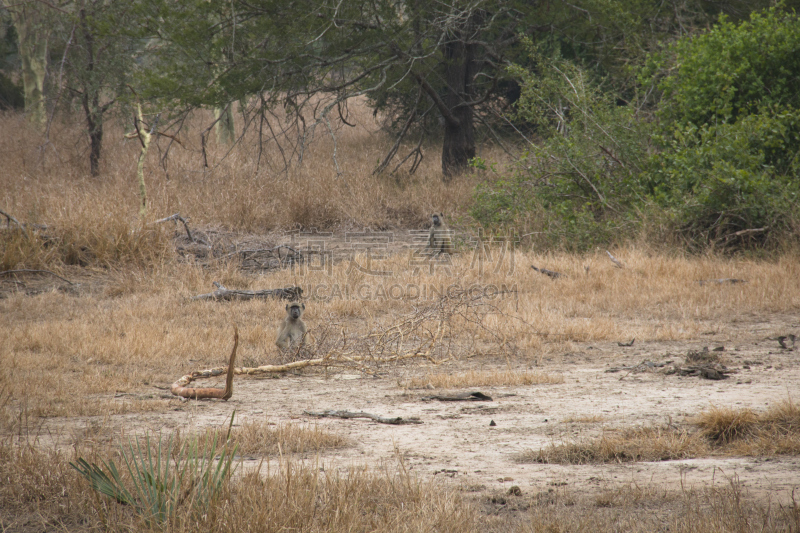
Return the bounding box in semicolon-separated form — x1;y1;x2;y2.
472;7;800;252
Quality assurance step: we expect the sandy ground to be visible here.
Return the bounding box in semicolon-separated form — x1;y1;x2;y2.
40;316;800;504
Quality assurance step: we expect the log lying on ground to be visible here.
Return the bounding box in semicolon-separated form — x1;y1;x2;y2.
305;410;423;425
421;391;492;402
172;326;238;400
531;265;563;279
192;282;303;301
170;342;441;399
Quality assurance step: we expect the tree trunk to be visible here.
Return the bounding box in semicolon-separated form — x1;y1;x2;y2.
84;98;103;177
214;104;235;145
440;15;478;180
5;1;48;127
79;6;102;177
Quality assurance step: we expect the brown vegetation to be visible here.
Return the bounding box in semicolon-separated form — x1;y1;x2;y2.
520;401;800;464
2;107;800;531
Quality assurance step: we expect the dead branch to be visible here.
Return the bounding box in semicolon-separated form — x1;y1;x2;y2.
606;250;624;269
0;208;24;230
153;213;206;244
722;227;768;242
191;283;303;301
531;265;563;279
696;278;748;286
171;291;518;398
0;269;74;285
421;391;493;402
304;410;422;425
617;338;635;347
212;245;304;269
171;326;238;400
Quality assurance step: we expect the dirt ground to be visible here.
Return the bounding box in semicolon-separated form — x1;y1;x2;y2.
38;314;800;504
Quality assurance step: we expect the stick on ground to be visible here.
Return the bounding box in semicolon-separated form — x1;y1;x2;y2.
421;391;493;402
171;326;238;400
305;410;423;425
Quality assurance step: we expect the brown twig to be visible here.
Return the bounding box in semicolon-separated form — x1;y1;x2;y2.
0;208;24;230
171;326;238;400
304;410;422;425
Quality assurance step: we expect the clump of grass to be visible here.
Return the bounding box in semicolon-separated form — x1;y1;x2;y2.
1;437;478;533
71;432;237;527
520;401;800;465
202;419;350;456
401;369;564;389
695;406;758;444
521;426;705;465
1;218;172;271
695;400;800;455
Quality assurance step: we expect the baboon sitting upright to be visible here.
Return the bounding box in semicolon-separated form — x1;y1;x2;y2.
427;213;454;255
275;302;307;350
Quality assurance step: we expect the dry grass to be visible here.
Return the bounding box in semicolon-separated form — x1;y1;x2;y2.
401;369;564;389
3;436;797;533
481;480;800;532
202;418;350;456
695;400;800;455
0;437;479;533
519;401;800;464
2;107;800;531
522;426;706;465
2;108;800;424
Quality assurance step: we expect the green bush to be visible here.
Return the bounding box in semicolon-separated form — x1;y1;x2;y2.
471;47;652;250
643;7;800;250
648;107;800;249
652;7;800;128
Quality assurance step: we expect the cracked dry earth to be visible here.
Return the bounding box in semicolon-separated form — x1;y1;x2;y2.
43;314;800;503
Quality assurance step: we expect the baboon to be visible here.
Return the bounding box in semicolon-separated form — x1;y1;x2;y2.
275;302;307;350
427;213;454;255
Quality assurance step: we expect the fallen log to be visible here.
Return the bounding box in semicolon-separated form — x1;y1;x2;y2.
192;282;303;302
531;265;564;279
170;343;442;399
304;410;422;425
421;391;492;402
172;326;238;400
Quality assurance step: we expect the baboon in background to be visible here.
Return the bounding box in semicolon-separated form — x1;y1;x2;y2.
427;213;454;255
275;302;306;350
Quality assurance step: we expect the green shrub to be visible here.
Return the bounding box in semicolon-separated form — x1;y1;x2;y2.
652;7;800;128
471;46;652;250
647;107;800;249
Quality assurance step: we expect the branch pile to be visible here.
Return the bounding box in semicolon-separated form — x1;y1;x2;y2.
171;290;512;399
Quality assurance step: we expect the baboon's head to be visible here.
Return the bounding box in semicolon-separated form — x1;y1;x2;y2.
432;213;444;227
286;302;305;319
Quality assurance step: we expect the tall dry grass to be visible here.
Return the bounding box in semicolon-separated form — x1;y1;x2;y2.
0;103;484;241
2;437;798;532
